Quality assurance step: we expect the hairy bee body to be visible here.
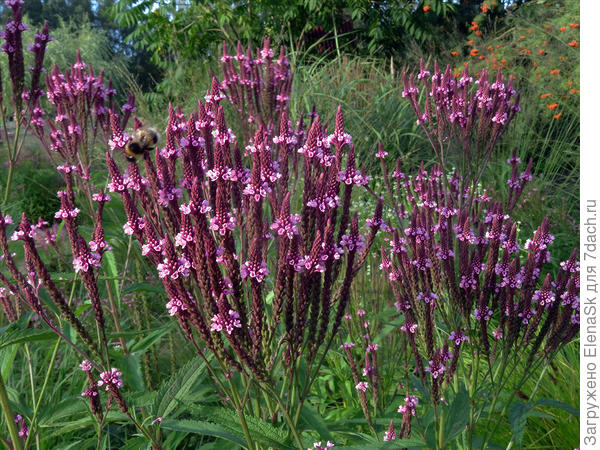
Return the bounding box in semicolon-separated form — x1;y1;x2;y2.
125;127;160;162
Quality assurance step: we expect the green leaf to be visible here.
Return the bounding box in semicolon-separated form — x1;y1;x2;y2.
265;290;274;305
298;404;333;441
38;397;88;425
535;398;579;417
103;249;121;307
153;356;206;418
122;282;166;295
338;438;426;449
444;382;469;442
44;411;127;437
0;345;17;380
508;400;534;448
113;353;145;392
0;328;55;350
119;437;151;450
129;322;173;354
205;407;293;449
160;419;246;446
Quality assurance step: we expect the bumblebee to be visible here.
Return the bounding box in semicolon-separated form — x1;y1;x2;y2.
125;127;160;162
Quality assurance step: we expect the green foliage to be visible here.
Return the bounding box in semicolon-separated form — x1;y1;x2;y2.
8;160;62;223
109;0;456;71
44;18;130;97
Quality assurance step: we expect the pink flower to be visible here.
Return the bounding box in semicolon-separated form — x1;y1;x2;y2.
355;381;369;392
211;310;242;334
97;368;123;391
240;261;270;282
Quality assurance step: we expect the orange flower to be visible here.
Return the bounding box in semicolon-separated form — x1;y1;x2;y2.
520;35;526;39
487;45;493;51
570;23;579;29
540;93;552;99
559;56;567;61
527;29;532;34
547;103;558;109
533;61;538;67
550;69;560;75
423;5;432;12
522;48;531;54
545;24;551;30
475;30;483;36
538;49;544;55
568;40;579;47
479;55;485;60
470;49;479;56
568;81;573;86
496;44;502;49
553;113;562;119
468;40;474;45
451;51;459;56
500;59;507;64
560;26;567;31
570;89;580;94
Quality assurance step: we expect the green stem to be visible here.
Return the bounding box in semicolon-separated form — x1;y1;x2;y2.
24;338;61;449
2;162;14;206
438;408;445;449
0;370;22;450
480;355;551;449
228;378;255;450
262;384;304;450
467;349;480;449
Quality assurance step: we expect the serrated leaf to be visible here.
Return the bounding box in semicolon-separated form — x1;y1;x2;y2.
43;411;127;437
152;356;206;418
338;438;426;449
444;382;469;442
0;345;17;380
119;437;150;450
298;404;332;441
206;407;293;449
508;400;533;448
0;328;55;350
122;282;166;295
160;419;246;446
535;397;579;416
114;353;145;392
129;322;172;354
103;250;121;307
38;397;88;425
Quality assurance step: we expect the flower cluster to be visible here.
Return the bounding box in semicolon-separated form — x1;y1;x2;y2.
100;43;382;384
403;60;520;184
378;147;579;407
32;51;123;175
220;38;292;138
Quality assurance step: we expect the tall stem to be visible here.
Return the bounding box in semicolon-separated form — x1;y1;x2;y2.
24;338;61;449
262;384;304;449
2;162;14;206
467;350;480;449
0;370;22;450
227;377;255;450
